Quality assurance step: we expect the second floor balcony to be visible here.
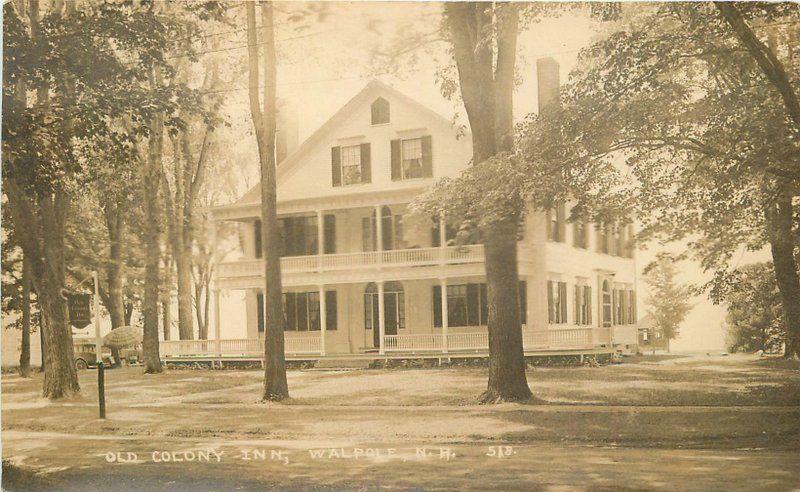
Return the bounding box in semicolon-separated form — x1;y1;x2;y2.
217;243;486;287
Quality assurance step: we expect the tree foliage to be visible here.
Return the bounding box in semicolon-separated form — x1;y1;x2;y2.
722;262;785;354
643;254;694;342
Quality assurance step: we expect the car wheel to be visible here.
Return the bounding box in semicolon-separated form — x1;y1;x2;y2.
75;358;88;370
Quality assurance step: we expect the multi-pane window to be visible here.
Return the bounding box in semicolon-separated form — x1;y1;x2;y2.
279;216;318;256
547;280;568;324
340;145;362;185
602;280;612;327
362;207;404;251
260;291;336;332
433;282;527;327
401;138;424;179
547;203;566;242
574;285;592;325
363;282;405;331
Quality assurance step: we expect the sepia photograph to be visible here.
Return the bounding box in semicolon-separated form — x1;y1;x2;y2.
1;0;799;490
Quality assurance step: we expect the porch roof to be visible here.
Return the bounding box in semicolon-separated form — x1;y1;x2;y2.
209;184;429;221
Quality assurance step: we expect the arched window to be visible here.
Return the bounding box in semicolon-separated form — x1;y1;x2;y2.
371;97;390;125
363;206;403;251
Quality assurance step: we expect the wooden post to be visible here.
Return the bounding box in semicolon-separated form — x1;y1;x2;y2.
93;271;106;419
317;210;324;271
439;214;447;264
378;281;385;355
319;284;326;356
375;205;383;259
440;278;449;355
214;288;222;364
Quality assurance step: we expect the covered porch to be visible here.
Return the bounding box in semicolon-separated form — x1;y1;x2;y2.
160;326;613;360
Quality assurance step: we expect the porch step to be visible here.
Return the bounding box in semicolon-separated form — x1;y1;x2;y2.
311;358;373;371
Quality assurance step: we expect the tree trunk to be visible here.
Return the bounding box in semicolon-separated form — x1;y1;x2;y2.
162;299;172;341
175;240;194;340
104;199;126;367
715;3;800;135
6;183;80;398
444;2;531;402
38;309;46;373
765;193;800;359
246;1;288;401
19;253;32;377
482;219;532;402
142;72;164;374
38;192;80;398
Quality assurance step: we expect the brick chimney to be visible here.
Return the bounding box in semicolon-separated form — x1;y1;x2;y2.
536;57;560;113
276;99;299;163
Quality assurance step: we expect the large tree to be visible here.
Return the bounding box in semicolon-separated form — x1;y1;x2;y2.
246;0;289;400
552;2;800;357
437;3;530;402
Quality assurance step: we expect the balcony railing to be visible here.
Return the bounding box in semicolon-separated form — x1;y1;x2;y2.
217;244;485;279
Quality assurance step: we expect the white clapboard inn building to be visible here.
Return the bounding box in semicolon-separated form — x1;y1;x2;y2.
161;58;639;361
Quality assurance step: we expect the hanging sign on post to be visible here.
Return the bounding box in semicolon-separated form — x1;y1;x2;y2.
67;293;92;329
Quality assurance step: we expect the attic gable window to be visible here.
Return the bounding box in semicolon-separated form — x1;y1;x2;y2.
371;97;390;125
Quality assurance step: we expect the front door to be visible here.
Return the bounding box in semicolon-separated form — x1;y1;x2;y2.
370;292;400;348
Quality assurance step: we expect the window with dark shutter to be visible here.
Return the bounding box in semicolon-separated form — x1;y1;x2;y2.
285;293;296;332
466;284;480;326
586;286;592;324
390;139;401;181
257;292;265;333
254;220;262;259
432;285;442;327
360;142;371;183
559;282;568;323
479;284;488;325
547;281;554;323
331;146;341;187
324;214;336;254
421;135;433;177
325;290;337;330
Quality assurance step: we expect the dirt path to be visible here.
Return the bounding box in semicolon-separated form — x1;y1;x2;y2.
3;430;799;491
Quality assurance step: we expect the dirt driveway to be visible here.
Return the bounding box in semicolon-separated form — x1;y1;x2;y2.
3;354;799;490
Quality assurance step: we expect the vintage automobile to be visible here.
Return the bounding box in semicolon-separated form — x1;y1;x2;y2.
72;340;114;370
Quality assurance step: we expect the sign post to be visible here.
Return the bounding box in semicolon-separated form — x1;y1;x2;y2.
92;271;106;419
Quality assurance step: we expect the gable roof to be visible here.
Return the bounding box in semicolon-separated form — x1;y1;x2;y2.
235;79;465;205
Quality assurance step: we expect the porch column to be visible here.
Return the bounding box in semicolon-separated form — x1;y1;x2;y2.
318;284;326;356
316;210;324;271
214;288;222;358
378;281;386;355
440;278;449;354
439;214;447;264
375;205;383;264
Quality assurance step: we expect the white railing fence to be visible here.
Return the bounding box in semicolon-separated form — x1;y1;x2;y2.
217;244;487;279
161;335;321;358
161;327;609;358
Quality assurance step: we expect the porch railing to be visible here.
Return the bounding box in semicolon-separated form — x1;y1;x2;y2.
217;244;485;279
161;335;321;358
383;327;607;353
160;327;612;358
